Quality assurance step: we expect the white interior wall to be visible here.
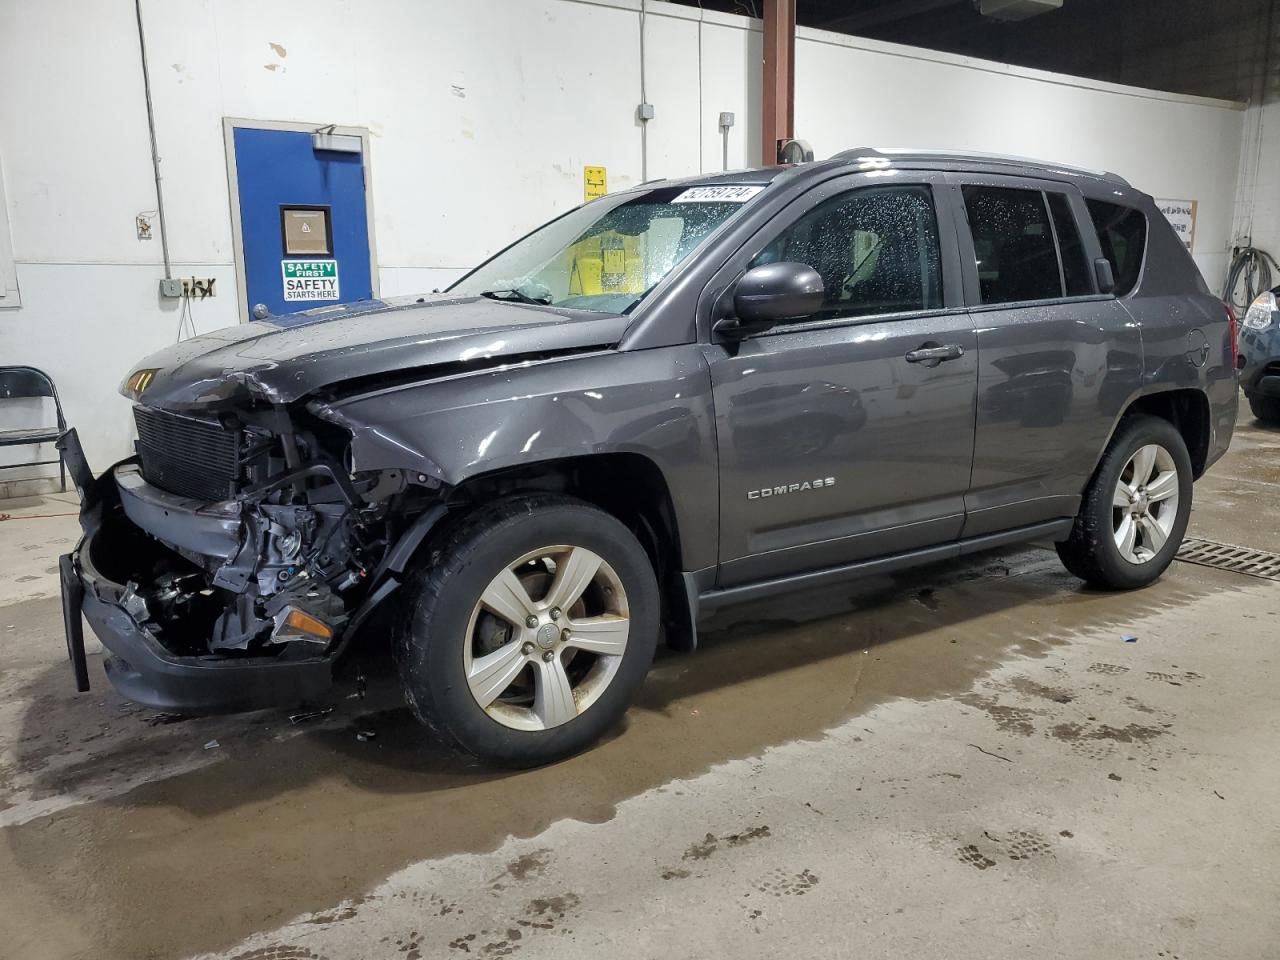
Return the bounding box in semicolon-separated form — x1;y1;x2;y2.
0;0;1247;485
0;0;195;483
795;28;1244;289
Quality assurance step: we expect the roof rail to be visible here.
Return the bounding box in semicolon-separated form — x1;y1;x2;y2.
830;147;1130;186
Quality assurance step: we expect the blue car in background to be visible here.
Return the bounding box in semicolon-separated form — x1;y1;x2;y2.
1240;287;1280;422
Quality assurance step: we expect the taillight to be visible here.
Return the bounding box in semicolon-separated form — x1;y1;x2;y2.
1226;301;1241;371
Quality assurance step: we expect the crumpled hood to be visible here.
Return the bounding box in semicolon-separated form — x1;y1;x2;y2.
124;297;631;409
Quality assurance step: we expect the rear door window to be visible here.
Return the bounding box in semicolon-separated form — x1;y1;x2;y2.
962;186;1063;304
1086;200;1147;296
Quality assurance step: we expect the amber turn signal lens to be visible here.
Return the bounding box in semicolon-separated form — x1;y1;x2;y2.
284;609;333;640
125;368;159;396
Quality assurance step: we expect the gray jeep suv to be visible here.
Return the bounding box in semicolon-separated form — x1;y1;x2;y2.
59;148;1237;766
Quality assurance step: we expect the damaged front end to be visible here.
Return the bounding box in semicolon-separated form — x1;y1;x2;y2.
57;400;443;714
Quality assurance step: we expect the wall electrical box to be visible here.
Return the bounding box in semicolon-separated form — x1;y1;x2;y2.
159;277;217;299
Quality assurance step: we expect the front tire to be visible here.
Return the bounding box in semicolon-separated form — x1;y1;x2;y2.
1056;415;1192;590
1248;394;1280;423
397;494;659;767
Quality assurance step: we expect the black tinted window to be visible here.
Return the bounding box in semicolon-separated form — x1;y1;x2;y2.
962;186;1061;304
1087;200;1147;296
1047;193;1092;296
752;185;943;321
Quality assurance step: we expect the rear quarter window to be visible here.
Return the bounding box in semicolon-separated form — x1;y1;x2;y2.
1086;200;1147;296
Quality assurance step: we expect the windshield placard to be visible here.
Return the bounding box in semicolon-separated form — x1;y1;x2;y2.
671;185;764;204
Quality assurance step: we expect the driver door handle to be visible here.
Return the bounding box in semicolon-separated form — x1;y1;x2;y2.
905;343;965;364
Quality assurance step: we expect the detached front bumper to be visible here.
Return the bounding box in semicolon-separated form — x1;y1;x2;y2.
56;430;338;714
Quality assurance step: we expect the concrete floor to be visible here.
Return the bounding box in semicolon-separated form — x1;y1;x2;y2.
1;408;1278;960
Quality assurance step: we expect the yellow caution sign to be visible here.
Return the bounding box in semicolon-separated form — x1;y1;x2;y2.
584;165;607;202
567;231;644;296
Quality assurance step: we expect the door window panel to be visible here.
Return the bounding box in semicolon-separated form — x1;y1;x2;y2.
1086;199;1148;296
281;206;332;256
752;185;943;322
1047;193;1092;296
963;186;1062;304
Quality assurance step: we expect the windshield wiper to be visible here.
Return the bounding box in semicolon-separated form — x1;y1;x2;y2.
479;288;552;306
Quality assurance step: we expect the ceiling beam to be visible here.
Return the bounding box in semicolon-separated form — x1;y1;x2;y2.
819;0;967;34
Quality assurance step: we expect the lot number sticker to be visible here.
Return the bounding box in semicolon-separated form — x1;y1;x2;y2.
283;259;340;301
671;185;764;203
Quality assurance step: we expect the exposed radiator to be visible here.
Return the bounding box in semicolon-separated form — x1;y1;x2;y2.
133;407;241;502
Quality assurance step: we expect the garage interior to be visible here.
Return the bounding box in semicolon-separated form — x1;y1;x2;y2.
1;1;1279;958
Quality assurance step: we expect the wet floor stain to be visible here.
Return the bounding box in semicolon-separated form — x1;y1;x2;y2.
523;892;580;920
395;931;424;959
958;693;1042;737
0;546;1244;960
304;905;358;925
4;411;1278;960
955;829;1057;870
229;947;324;960
962;829;1059;870
680;824;771;862
956;845;997;870
751;866;820;897
387;890;460;918
489;849;552;888
1007;675;1075;703
1088;662;1130;675
1000;830;1054;861
1049;720;1169;745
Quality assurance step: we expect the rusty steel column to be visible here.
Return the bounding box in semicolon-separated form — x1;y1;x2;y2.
761;0;796;165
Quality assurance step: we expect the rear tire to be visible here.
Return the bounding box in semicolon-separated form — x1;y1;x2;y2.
1248;394;1280;423
396;494;659;767
1056;415;1192;590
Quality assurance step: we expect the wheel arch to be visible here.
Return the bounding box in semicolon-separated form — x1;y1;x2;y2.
436;452;698;651
1118;387;1213;478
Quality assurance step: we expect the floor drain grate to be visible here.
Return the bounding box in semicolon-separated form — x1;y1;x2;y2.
1176;538;1280;581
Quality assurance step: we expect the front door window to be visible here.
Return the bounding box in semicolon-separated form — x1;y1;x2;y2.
752;184;944;322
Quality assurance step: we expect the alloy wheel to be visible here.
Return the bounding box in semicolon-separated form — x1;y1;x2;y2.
463;545;630;731
1112;443;1180;564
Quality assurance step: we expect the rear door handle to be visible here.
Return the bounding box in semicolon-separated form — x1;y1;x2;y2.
905;343;965;365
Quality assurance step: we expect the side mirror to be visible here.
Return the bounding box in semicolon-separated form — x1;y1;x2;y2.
716;262;825;339
1094;257;1116;295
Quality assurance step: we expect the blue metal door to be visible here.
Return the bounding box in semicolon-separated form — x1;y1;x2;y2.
232;127;373;319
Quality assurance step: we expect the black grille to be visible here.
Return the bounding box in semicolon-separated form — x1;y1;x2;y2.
134;407;241;501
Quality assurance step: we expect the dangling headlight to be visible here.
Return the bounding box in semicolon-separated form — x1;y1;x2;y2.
1244;291;1277;331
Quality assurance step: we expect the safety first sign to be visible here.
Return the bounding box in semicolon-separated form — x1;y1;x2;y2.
282;259;340;301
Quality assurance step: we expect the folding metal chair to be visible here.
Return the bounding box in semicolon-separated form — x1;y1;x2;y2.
0;365;67;491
